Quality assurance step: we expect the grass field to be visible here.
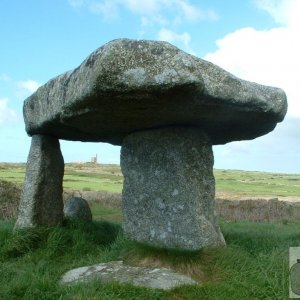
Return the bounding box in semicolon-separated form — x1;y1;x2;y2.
0;162;300;299
214;169;300;197
1;217;299;299
1;162;300;197
0;163;123;193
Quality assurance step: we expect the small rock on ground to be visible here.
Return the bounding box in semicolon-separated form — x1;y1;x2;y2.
64;197;92;221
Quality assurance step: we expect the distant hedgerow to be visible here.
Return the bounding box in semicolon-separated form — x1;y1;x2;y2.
0;180;21;219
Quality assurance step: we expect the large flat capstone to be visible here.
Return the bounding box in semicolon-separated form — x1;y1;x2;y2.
24;39;287;145
121;126;225;250
15;135;64;228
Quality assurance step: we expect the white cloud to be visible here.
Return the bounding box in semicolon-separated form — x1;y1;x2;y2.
141;15;169;27
121;0;217;22
204;1;300;117
176;0;218;22
205;0;300;173
158;28;190;45
89;1;119;21
253;0;300;27
122;0;218;22
0;98;18;124
123;0;167;15
157;28;194;54
17;80;41;94
176;0;199;21
68;0;218;25
214;117;300;173
68;0;217;52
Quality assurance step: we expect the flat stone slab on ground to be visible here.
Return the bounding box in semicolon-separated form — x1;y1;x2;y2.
60;260;199;290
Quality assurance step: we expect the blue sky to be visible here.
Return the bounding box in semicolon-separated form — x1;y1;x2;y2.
1;0;299;173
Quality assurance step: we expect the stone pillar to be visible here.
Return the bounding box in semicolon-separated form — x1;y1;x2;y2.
15;134;64;229
121;127;225;250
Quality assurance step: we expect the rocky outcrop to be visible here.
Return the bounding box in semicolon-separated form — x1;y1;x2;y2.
60;261;198;290
23;39;287;145
15;135;64;229
64;197;92;221
121;127;225;250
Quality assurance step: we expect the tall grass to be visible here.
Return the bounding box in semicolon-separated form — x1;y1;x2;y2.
1;218;299;299
1;163;300;298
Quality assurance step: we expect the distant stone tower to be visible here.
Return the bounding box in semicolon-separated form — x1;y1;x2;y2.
91;154;97;164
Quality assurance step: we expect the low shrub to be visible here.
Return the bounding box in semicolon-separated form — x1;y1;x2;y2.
0;180;21;219
217;198;300;221
64;190;122;208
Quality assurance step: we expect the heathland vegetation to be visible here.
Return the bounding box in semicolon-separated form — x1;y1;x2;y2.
0;163;300;299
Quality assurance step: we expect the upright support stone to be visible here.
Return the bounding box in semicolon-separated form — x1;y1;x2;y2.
121;127;225;250
15;134;64;229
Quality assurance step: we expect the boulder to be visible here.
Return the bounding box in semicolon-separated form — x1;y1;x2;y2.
60;260;198;290
23;39;287;145
121;126;225;250
15;135;64;229
64;197;92;221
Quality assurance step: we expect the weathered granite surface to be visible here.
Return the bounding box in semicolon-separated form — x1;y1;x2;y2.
16;39;288;251
23;39;287;145
64;197;92;221
15;135;64;229
121;126;225;250
60;261;199;290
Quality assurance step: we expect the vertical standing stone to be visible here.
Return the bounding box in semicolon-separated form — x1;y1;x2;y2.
15;134;64;229
121;127;225;251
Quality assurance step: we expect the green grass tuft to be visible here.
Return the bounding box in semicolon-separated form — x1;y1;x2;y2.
1;162;300;299
1;219;120;261
1;219;299;299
